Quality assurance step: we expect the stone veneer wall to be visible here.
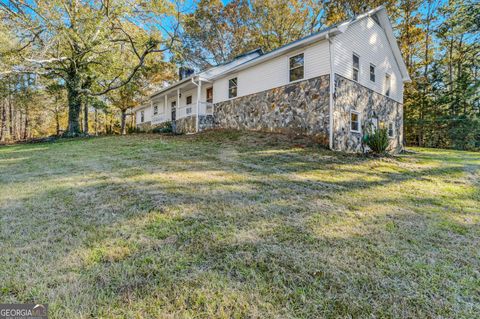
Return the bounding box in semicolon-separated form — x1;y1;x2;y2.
174;115;196;134
199;115;215;131
137;121;152;131
213;75;330;144
173;115;215;134
333;74;403;153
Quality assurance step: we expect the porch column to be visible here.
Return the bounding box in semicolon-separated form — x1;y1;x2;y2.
164;94;167;118
196;80;201;132
177;89;180;107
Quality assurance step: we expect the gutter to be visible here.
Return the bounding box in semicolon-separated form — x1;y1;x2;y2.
209;28;343;81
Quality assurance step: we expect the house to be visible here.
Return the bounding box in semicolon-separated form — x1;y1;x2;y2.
133;6;410;153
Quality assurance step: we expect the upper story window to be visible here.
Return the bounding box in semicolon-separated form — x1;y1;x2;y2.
186;95;192;105
350;110;361;133
140;111;145;123
153;105;158;115
370;64;376;82
385;74;391;96
206;87;213;103
228;78;238;99
289;53;304;82
352;54;360;82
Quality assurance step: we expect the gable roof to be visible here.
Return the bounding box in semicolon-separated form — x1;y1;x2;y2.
209;6;410;82
144;5;410;105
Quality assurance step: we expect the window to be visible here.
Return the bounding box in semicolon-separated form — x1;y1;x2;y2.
171;101;176;108
385;74;391;96
186;95;192;105
206;87;213;103
228;77;238;99
153;105;158;115
350;111;361;133
370;64;376;82
289;53;304;82
352;54;360;81
388;122;394;138
140;111;144;123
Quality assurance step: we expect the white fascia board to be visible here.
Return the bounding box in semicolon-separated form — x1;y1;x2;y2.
210;28;344;80
132;104;150;112
148;51;261;97
377;10;411;82
150;76;197;99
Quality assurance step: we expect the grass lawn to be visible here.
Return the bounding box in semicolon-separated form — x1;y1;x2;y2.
0;131;479;318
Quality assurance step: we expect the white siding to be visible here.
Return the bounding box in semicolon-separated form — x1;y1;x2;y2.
213;41;330;103
136;106;152;124
334;16;403;103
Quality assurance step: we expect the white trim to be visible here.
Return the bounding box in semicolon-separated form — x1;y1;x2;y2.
196;80;201;132
186;95;193;105
352;53;360;82
210;28;344;81
350;110;361;133
385;73;391;97
228;76;238;99
369;63;376;82
288;52;305;83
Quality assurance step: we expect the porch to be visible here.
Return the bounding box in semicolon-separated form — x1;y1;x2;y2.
149;78;214;132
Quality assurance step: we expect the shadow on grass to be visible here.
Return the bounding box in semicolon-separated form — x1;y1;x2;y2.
0;131;479;318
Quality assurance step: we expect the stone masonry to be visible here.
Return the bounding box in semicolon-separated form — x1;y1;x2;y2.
333;74;403;153
174;115;196;134
213;75;330;145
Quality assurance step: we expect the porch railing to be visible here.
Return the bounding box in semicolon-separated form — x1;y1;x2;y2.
198;102;214;115
176;102;214;120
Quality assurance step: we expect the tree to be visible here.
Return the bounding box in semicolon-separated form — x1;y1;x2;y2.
0;0;180;136
178;0;325;69
45;82;67;136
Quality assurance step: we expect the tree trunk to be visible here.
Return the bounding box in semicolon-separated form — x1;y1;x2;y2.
120;109;127;135
8;82;13;139
66;73;82;136
94;108;98;136
55;109;61;136
104;110;109;134
83;96;89;135
23;108;29;140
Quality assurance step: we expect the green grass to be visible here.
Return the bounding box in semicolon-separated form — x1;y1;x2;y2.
0;131;479;318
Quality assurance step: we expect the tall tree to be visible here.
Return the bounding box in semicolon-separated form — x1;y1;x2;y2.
0;0;180;136
179;0;325;69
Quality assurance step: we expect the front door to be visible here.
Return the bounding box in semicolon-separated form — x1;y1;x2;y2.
171;101;176;121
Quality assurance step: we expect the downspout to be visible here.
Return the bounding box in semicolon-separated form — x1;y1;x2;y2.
327;33;335;150
191;78;201;133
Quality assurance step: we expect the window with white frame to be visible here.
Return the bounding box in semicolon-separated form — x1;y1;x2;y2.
140;111;144;123
228;77;238;99
350;111;361;133
388;122;394;137
370;64;376;82
352;54;360;81
153;105;158;115
385;74;391;96
289;53;304;82
186;95;193;105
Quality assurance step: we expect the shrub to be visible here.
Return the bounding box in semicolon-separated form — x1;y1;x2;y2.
152;121;173;134
364;128;389;154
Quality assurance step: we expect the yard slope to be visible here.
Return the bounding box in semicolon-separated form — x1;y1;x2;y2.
0;131;479;318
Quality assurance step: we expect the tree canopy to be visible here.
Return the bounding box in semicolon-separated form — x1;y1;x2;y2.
0;0;478;149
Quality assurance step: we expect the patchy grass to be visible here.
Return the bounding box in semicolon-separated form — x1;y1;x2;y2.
0;131;479;318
